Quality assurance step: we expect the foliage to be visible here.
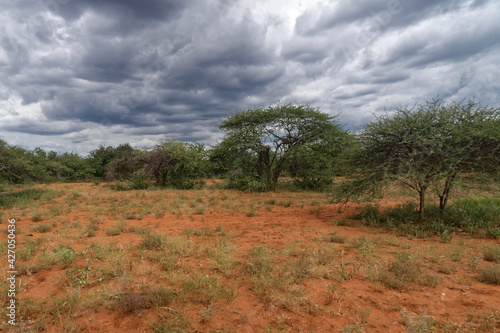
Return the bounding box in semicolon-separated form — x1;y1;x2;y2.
106;140;207;189
286;133;354;190
87;144;136;179
215;103;348;190
0;139;51;183
0;139;99;183
66;260;104;287
336;98;500;218
142;140;207;188
351;197;500;238
56;152;96;181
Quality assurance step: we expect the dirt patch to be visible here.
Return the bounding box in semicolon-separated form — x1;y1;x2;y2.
1;183;499;332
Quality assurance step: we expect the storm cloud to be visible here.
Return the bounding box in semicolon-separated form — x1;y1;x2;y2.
0;0;499;154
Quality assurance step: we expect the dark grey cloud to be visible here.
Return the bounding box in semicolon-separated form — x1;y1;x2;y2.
0;0;499;154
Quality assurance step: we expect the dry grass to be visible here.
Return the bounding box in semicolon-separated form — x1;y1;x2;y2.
479;265;500;285
1;182;499;333
482;245;500;263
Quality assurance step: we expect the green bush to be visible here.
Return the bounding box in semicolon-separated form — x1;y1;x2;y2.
351;197;500;238
443;198;500;238
292;177;333;191
226;176;270;192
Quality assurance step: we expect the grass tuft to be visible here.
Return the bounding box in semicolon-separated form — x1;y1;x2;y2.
139;232;167;250
482;245;500;263
479;265;500;285
380;261;421;290
117;293;146;312
31;223;52;233
326;232;348;244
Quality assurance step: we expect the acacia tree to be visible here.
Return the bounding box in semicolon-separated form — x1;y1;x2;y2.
339;99;500;218
216;103;348;189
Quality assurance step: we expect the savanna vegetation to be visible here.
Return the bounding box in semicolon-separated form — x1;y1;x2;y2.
1;98;499;332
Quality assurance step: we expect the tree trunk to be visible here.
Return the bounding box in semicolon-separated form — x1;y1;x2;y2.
418;185;427;219
161;170;168;187
272;158;286;184
439;176;455;213
257;148;271;181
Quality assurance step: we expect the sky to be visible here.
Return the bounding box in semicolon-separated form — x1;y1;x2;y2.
1;0;499;156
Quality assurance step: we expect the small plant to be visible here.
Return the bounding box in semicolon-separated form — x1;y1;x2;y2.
66;260;104;287
278;200;293;208
291;254;313;283
215;224;226;235
246;245;272;276
66;262;90;286
326;232;348;244
211;241;238;275
31;223;52;233
340;322;365;333
149;253;177;272
419;274;441;288
151;313;192;332
49;291;80;321
482;245;500;263
351;236;379;259
309;205;322;216
400;308;435;333
437;263;457;275
82;221;99;237
337;250;358;281
316;245;337;266
15;262;44;276
246;206;258;217
18;238;43;260
199;303;216;323
146;286;177;307
380;260;421;290
52;245;77;268
193;226;211;237
31;211;43;222
139;232;167;250
334;217;350;226
117;293;146;313
181;274;232;305
479;265;500;285
105;220;126;236
324;282;338;305
265;198;276;205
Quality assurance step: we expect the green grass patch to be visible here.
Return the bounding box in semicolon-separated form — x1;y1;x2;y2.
139;232;167;250
0;188;64;209
351;197;500;238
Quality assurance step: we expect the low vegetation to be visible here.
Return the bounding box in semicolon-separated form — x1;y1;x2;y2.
0;98;499;331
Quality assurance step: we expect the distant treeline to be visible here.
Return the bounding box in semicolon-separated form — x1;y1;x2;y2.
1;100;499;200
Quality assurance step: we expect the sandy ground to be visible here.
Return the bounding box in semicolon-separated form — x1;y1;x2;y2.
1;182;499;332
